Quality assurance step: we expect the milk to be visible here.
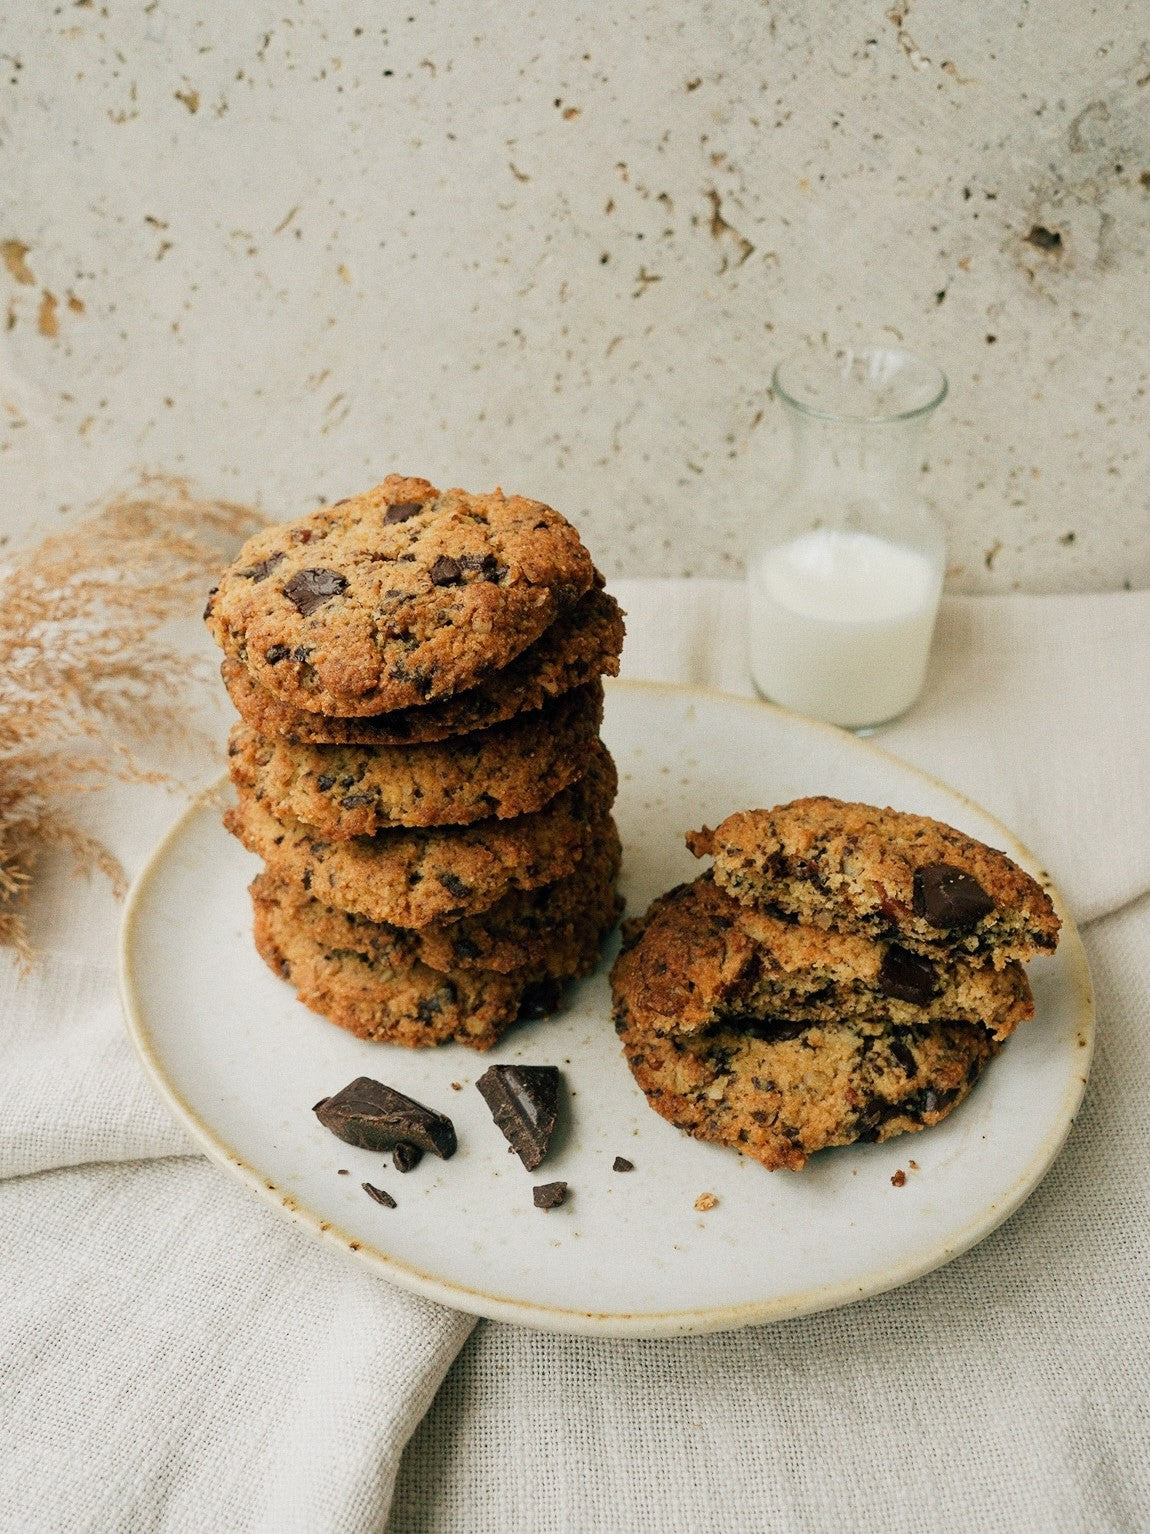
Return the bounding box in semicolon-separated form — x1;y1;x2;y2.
747;527;942;729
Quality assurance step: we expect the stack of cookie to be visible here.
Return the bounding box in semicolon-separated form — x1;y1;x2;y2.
611;797;1059;1170
204;475;624;1050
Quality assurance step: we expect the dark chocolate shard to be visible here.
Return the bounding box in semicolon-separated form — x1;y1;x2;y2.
362;1182;397;1208
314;1076;457;1159
384;500;425;523
283;567;348;616
912;862;995;929
877;945;939;1005
533;1181;568;1210
476;1064;560;1171
429;554;462;586
393;1141;423;1173
612;1156;634;1173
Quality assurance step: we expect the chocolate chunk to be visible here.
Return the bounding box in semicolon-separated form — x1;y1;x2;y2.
877;945;939;1005
416;991;451;1024
429;555;462;585
437;870;471;900
517;978;562;1020
533;1181;568;1210
362;1182;397;1208
393;1141;423;1173
340;792;374;810
887;1033;919;1079
912;863;995;929
612;1156;634;1173
458;552;507;582
203;585;218;619
476;1064;560;1171
265;644;291;664
316;774;335;792
241;551;285;582
314;1076;457;1159
337;1168;349;1175
384;500;425;523
283;567;348;616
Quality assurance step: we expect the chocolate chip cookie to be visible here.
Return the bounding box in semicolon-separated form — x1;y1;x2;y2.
220;584;624;746
224;740;618;928
615;1011;999;1172
688;798;1059;965
611;874;1034;1043
252;879;585;1050
205;475;597;717
257;820;623;978
226;683;603;838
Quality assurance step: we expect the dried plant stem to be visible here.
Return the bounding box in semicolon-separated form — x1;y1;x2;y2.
0;476;263;965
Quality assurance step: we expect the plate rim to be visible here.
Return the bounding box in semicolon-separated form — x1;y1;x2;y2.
118;678;1095;1338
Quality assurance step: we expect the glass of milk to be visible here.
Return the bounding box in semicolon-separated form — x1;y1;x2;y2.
747;344;948;731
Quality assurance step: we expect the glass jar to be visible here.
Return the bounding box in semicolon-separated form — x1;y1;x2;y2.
747;345;948;731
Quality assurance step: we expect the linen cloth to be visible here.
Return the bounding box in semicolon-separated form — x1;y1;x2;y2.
1;580;1147;1533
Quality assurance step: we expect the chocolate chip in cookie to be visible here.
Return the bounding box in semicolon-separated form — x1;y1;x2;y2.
283;567;348;616
912;863;996;929
877;945;939;1005
384;501;425;524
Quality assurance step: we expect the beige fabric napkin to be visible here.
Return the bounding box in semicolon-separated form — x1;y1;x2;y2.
386;579;1150;1533
2;580;1147;1533
0;722;476;1533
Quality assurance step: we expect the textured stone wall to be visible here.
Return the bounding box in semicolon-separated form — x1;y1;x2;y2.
1;1;1147;589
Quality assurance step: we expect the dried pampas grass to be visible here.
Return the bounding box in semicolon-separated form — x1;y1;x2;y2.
0;477;263;964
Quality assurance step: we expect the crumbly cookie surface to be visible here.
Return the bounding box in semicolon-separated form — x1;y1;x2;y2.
611;874;1033;1043
616;1012;998;1172
225;740;618;928
252;880;573;1050
205;475;596;716
219;585;624;746
258;821;623;977
227;682;603;838
689;797;1059;965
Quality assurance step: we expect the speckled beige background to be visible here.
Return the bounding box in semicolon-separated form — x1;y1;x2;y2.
1;1;1147;589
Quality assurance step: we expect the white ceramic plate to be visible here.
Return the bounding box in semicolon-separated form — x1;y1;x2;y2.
120;681;1093;1338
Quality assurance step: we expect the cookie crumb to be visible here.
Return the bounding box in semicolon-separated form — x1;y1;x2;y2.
694;1192;718;1212
450;1082;463;1091
891;1169;907;1188
612;1156;634;1172
337;1168;349;1176
908;1160;919;1171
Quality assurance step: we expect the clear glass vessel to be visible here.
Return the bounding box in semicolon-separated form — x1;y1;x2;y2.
747;344;948;731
